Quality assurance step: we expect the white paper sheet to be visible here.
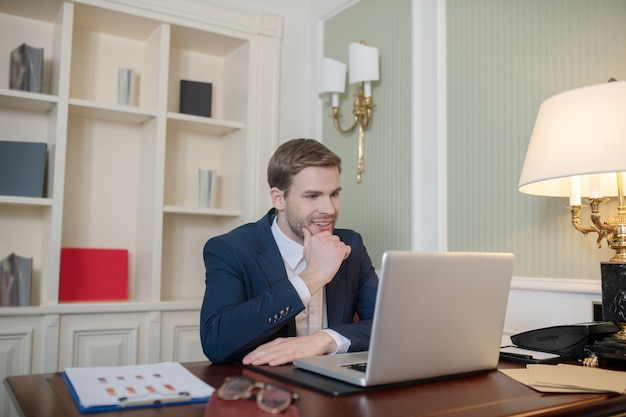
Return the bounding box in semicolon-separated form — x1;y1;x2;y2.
499;363;626;394
64;361;214;408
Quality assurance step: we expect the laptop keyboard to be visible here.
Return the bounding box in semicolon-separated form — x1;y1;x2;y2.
343;362;367;373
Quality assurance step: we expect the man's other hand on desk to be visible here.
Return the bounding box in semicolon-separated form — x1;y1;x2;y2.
242;332;337;366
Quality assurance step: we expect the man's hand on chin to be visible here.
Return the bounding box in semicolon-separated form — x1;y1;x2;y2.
242;332;337;367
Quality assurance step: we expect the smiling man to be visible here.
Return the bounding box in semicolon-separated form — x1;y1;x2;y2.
200;138;379;365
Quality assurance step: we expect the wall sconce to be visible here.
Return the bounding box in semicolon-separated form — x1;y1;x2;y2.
518;79;626;361
319;41;379;183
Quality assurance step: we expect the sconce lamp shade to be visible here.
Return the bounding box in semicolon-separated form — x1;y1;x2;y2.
318;57;346;102
348;42;379;85
518;80;626;198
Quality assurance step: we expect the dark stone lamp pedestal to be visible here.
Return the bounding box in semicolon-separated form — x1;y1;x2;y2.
593;262;626;367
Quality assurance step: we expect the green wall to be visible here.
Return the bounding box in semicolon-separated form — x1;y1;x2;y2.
447;0;626;279
324;0;626;279
323;0;413;269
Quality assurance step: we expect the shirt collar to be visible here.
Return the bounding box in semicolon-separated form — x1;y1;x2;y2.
271;215;304;270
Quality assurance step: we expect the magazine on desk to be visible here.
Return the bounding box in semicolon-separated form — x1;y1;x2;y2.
62;362;214;413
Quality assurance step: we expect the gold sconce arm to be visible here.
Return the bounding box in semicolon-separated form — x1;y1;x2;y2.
331;83;375;183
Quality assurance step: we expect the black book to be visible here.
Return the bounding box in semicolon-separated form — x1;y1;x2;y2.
0;141;47;198
179;80;212;117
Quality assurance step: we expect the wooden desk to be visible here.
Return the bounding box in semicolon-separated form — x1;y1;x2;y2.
5;361;626;417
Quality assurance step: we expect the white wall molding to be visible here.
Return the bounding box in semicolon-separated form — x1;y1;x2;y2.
504;276;603;341
316;0;361;21
105;0;284;38
412;0;447;251
511;276;601;295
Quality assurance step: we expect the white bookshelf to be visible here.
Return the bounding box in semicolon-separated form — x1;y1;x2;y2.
0;0;281;387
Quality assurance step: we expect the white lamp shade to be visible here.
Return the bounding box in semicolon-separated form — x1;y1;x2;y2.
318;57;346;102
518;80;626;198
348;42;379;85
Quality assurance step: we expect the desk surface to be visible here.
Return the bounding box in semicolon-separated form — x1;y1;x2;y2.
5;361;626;417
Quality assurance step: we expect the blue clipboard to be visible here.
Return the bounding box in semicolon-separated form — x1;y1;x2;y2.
61;371;210;413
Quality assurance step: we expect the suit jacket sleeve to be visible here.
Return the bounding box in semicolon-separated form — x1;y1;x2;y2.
326;229;379;352
199;221;305;364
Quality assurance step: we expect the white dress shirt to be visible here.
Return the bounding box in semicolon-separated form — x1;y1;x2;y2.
271;218;350;353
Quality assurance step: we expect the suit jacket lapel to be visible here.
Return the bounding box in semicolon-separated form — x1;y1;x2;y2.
254;209;290;287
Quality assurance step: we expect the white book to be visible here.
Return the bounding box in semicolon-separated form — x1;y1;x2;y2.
117;68;136;106
199;169;217;208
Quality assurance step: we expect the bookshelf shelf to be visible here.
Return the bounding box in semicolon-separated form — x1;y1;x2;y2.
0;89;58;112
163;205;242;217
69;98;158;124
166;112;244;136
0;196;52;207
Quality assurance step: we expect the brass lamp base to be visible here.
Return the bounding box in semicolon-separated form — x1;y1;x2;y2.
589;336;626;369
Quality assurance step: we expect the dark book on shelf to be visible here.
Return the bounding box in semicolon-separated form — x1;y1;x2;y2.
10;43;44;93
180;80;212;117
0;253;32;307
0;141;47;198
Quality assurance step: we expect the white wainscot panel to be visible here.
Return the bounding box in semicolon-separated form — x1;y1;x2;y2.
0;314;58;417
0;326;33;375
160;310;207;363
58;312;156;368
0;324;32;417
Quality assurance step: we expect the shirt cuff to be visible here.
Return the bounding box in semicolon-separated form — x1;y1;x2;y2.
322;329;351;354
289;274;311;305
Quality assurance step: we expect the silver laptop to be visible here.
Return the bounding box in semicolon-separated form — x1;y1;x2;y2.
293;251;514;387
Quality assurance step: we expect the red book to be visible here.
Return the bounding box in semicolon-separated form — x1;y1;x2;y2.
59;248;128;302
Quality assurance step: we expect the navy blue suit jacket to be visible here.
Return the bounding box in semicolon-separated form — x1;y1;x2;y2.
200;209;379;364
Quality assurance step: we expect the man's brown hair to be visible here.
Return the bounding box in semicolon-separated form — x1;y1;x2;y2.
267;138;342;193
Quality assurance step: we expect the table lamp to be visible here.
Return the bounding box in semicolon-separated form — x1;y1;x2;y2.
518;79;626;345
